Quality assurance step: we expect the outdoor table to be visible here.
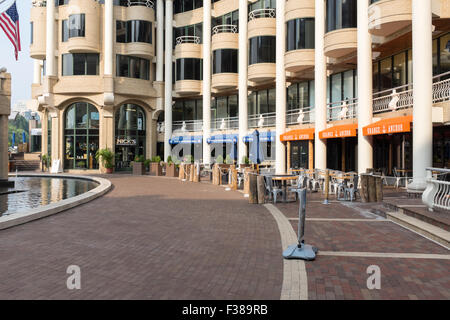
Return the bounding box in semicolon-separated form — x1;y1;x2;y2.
271;175;298;203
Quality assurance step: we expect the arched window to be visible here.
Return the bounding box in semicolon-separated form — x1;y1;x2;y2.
115;104;146;170
64;102;100;170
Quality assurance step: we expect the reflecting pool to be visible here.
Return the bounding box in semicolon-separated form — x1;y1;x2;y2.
0;177;98;217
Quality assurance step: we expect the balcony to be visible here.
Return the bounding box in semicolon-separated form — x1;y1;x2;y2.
248;9;276;39
286;107;315;126
174;36;202;60
30;5;46;59
327;98;358;122
285;0;315;21
174;80;202;96
248;112;276;129
373;72;450;115
211;117;239;132
285;49;315;73
248;63;276;83
368;0;412;37
211;73;238;91
126;0;154;8
172;120;203;133
211;25;239;52
324;28;357;59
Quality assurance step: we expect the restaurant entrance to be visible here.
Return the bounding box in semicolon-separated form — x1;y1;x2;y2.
326;137;357;172
290;141;310;169
373;133;412;175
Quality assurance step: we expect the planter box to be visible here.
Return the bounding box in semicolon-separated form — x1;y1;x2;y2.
132;162;145;175
150;162;163;176
165;164;179;177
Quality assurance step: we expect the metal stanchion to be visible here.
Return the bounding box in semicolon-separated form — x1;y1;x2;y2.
283;188;318;261
323;169;330;205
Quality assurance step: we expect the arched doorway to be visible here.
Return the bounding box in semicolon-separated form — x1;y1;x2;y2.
115;104;146;171
64;102;100;170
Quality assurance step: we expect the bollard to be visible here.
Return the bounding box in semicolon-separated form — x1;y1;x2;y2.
375;176;383;202
360;174;369;202
231;165;238;190
257;175;265;204
283;188;318;261
323;169;330;205
248;173;258;204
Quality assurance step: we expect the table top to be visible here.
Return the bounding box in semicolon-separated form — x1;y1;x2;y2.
271;176;298;181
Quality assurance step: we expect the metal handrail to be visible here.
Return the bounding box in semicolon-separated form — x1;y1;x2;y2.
211;117;239;131
127;0;154;8
212;24;238;35
176;36;201;45
172;120;203;133
248;8;276;21
326;98;358;121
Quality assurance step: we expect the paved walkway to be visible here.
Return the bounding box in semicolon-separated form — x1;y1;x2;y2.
0;175;449;300
0;175;282;299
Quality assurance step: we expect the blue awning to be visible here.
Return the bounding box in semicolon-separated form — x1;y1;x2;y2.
207;134;238;144
243;131;275;143
169;136;203;145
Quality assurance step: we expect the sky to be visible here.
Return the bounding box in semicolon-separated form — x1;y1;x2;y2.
0;0;33;109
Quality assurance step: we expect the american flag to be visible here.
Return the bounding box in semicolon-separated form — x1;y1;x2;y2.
0;1;21;60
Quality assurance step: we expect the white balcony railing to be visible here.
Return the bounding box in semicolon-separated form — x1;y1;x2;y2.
127;0;154;8
212;24;238;35
176;36;201;45
286;107;315;125
211;117;239;131
373;71;450;114
172;120;203;133
422;168;450;212
327;98;358;122
248;8;276;21
248;112;276;129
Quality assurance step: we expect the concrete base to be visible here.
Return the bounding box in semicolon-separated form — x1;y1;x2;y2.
407;179;427;193
0;179;14;188
283;243;319;261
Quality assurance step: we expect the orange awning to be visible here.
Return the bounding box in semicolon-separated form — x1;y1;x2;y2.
319;124;358;139
363;115;413;136
280;128;315;142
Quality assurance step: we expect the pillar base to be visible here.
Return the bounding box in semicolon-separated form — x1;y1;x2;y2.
407;178;427;192
0;179;15;188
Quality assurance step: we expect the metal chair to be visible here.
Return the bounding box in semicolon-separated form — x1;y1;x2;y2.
344;174;360;202
264;176;284;204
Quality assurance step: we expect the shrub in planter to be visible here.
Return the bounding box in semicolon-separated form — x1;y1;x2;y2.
150;156;163;176
216;155;224;164
132;155;145;175
165;156;179;177
96;149;114;173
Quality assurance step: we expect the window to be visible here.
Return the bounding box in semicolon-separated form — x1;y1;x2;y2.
213;49;238;74
174;0;204;14
116;20;152;44
62;20;69;42
68;14;85;38
116;55;150;80
64;102;99;170
62;54;99;76
286;18;315;51
326;0;357;33
172;99;203;121
249;36;276;65
174;22;203;47
30;22;33;44
176;58;203;81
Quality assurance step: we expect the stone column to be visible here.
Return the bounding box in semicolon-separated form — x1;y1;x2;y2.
0;71;11;184
409;0;433;191
202;0;212;165
156;0;164;111
275;0;286;174
46;0;56;77
164;0;174;161
33;59;41;84
314;0;327;170
238;0;249;165
357;0;373;174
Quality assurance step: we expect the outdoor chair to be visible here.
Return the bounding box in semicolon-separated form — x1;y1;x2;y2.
264;176;284;204
343;174;360;202
288;175;307;200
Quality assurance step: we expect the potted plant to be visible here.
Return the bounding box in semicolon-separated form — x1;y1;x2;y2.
144;159;151;172
96;149;114;174
150;156;163;176
225;155;234;165
240;156;252;169
41;154;51;172
216;155;224;165
132;155;146;175
165;155;179;177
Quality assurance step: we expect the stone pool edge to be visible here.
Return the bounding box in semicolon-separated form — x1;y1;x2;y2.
0;173;112;230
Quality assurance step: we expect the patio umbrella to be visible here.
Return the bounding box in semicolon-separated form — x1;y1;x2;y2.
249;130;264;164
12;132;15;147
22;132;26;143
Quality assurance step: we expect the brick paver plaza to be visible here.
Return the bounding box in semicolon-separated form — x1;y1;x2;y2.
0;175;449;300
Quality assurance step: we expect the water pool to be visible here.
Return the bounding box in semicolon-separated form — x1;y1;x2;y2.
0;176;99;217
